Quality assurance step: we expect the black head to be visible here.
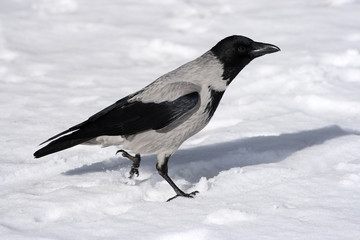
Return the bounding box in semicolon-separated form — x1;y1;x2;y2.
211;35;280;84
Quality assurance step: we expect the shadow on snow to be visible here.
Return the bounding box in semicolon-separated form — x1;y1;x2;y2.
63;125;357;182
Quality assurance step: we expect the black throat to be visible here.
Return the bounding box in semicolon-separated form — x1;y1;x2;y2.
221;61;248;84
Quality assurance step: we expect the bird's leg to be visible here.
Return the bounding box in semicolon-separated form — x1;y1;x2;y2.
116;150;141;178
156;154;199;202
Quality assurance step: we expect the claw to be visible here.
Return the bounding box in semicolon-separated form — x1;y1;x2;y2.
116;150;141;178
167;191;199;202
129;167;139;179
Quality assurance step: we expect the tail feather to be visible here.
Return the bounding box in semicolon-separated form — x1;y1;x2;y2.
34;132;93;158
39;121;87;145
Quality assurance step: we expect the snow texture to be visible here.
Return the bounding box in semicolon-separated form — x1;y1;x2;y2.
1;0;360;239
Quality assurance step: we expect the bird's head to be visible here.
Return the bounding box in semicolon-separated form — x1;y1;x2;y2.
211;35;280;84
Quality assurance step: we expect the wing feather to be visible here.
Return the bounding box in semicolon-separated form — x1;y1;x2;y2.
40;91;200;144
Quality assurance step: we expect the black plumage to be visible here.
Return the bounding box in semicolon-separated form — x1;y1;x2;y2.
34;92;199;158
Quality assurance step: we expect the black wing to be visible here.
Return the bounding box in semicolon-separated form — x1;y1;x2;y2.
38;93;134;145
34;92;200;158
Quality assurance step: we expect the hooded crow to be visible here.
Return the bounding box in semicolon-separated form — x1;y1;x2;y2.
34;35;280;201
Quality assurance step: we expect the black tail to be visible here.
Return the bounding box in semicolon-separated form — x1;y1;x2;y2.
34;132;93;158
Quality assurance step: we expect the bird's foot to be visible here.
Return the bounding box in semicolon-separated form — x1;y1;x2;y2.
129;167;139;178
116;150;141;178
167;190;199;202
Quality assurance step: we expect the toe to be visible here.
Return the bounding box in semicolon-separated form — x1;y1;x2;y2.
167;190;199;202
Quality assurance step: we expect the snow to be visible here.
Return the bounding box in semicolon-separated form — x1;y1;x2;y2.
1;0;360;239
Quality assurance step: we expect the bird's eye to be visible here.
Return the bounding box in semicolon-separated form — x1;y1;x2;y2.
238;46;246;53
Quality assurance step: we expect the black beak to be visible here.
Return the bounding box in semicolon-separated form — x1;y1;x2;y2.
249;41;280;58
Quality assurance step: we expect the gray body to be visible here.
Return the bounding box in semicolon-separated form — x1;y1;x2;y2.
93;51;225;165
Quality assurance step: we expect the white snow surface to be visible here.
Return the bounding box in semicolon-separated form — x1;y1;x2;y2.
1;0;360;239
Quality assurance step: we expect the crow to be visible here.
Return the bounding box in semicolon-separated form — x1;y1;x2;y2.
34;35;280;201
